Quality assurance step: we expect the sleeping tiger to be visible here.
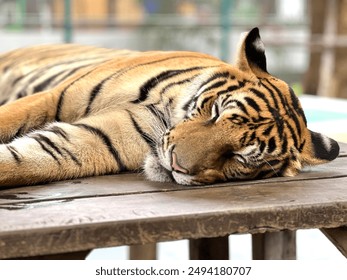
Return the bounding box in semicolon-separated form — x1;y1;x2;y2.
0;27;339;187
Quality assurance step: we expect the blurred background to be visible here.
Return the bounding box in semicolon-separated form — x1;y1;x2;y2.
2;0;347;99
1;0;346;260
2;0;307;84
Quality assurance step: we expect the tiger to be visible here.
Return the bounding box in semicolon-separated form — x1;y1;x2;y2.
0;27;340;187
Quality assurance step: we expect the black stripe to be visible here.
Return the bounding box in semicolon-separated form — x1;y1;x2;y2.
197;106;203;115
267;136;277;153
55;68;97;121
266;159;281;167
128;112;157;154
182;95;199;112
16;90;26;99
240;132;248;145
159;75;198;96
132;66;205;104
34;131;80;166
182;83;237;112
249;88;273;112
255;168;276;179
289;86;306;124
216;85;240;96
199;95;214;110
75;123;126;171
31;60;95;93
32;71;68;93
33;134;63;157
276;117;284;138
250;88;284;138
264;79;292;116
85;78;107;115
278;158;290;176
260;80;280;111
244;96;260;112
285;121;299;150
197;71;230;92
121;55;210;81
49;65;91;88
14;124;26;139
83;59;128;115
14;56;110;88
228;114;249;124
298;139;306;153
281;135;288;154
259;141;266;153
62;147;82;167
145;104;169;129
263;83;301;147
55;92;66;122
0;99;8;106
52;58;113;120
249;131;256;143
220;96;232;108
11;68;36;87
46;126;70;141
3;65;10;72
265;80;302;138
223;99;249;115
238;79;248;88
200;80;227;94
287;88;305;138
33;137;61;164
207;113;219;125
6;145;21;164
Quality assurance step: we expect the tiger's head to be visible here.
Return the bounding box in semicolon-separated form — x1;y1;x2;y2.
144;27;340;185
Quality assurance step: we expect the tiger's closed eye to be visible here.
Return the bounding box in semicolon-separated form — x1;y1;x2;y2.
228;114;249;124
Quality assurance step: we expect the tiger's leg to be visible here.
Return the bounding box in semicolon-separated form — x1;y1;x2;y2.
0;91;59;143
0;113;150;187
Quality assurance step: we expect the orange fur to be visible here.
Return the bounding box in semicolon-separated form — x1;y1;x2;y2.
0;28;339;187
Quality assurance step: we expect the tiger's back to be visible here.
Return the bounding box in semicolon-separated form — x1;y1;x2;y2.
0;44;133;104
0;28;339;187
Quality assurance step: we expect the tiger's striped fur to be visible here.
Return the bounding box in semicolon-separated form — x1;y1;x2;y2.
0;27;339;186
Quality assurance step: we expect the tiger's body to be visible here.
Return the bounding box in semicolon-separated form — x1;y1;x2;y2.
0;28;339;187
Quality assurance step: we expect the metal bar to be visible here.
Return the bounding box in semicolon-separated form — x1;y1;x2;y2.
64;0;72;43
16;0;26;28
220;0;233;62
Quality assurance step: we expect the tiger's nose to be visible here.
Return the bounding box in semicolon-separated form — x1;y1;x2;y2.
171;152;189;174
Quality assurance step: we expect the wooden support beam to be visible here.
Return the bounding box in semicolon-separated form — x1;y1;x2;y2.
320;227;347;258
252;230;296;260
11;250;91;260
129;243;157;260
189;236;229;260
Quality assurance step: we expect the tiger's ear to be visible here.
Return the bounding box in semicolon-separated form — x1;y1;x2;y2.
234;27;269;78
301;130;340;166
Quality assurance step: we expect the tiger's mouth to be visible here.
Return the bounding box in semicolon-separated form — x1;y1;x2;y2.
143;142;285;185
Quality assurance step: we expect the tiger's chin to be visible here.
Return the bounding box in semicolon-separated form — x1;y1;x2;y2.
144;153;199;185
143;153;174;183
